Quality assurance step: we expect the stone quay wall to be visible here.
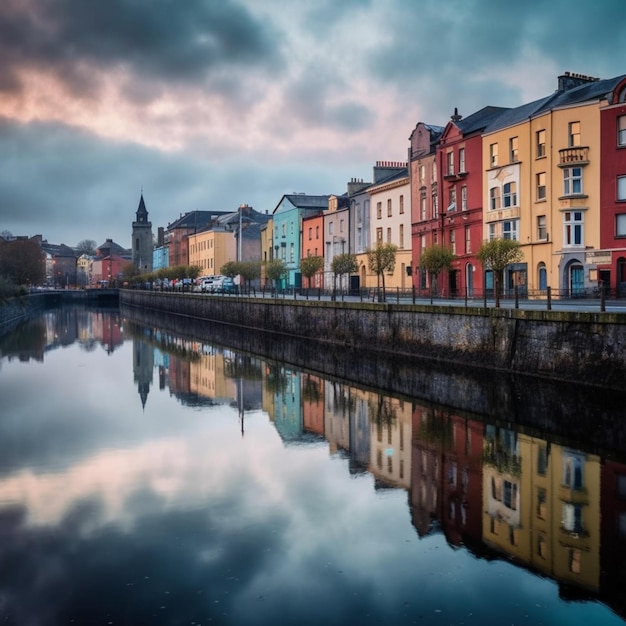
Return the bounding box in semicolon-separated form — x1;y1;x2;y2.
121;290;626;389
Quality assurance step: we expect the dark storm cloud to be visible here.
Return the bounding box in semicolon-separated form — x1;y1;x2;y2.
0;0;284;99
371;0;626;77
283;72;375;132
368;0;626;117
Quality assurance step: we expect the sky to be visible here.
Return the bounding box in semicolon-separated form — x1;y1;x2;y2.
1;0;625;250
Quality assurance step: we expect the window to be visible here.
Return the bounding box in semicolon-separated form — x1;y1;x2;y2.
387;198;392;217
289;243;294;263
617;214;626;237
502;220;519;241
509;137;519;162
432;192;439;218
315;225;319;238
419;165;425;182
376;227;383;242
536;129;546;157
386;227;392;243
488;223;496;240
563;453;584;489
448;188;456;211
564;211;584;246
459;148;466;173
446;151;454;175
399;224;404;248
537;172;546;200
461;186;467;211
377;202;382;219
563;167;583;195
618;175;626;200
490;143;498;167
308;227;312;240
340;219;344;233
562;503;584;534
489;187;501;210
569;121;581;147
450;229;456;254
503;182;517;207
399;195;404;214
465;225;471;253
537;215;547;240
568;549;582;574
619;116;626;146
329;221;334;235
420;195;426;220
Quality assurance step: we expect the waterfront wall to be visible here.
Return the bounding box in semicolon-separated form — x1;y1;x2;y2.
120;290;626;389
0;294;45;335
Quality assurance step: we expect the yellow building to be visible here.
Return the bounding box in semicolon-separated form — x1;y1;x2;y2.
189;348;237;402
482;428;601;593
187;228;236;277
259;218;273;287
482;73;620;295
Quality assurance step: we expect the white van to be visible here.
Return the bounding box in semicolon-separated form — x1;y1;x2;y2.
200;275;226;293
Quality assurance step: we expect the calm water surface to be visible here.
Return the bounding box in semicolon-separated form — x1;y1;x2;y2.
0;307;625;625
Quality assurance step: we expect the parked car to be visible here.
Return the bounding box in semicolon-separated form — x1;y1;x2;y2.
200;275;236;293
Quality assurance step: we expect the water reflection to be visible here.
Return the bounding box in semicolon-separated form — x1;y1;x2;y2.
1;306;626;624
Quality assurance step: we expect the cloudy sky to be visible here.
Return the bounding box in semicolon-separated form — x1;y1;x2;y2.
1;0;625;249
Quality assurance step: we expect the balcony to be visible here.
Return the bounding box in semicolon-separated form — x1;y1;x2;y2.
443;170;468;181
558;146;589;167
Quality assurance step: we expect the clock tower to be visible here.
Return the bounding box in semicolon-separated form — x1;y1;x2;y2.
132;192;153;274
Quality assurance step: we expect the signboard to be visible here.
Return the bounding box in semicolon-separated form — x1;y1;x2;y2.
585;250;611;265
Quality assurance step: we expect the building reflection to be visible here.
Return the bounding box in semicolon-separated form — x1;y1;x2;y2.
4;309;626;619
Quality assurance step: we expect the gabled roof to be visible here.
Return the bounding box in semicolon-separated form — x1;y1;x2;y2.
273;194;330;215
484;73;626;134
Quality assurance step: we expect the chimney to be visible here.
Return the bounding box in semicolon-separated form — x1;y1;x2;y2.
451;107;462;122
557;71;599;92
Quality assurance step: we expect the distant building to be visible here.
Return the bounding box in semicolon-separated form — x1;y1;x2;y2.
132;193;153;274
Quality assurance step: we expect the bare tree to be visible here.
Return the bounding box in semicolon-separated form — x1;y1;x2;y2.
366;243;397;302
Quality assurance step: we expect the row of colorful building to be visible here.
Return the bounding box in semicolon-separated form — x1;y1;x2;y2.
11;70;626;295
133;70;626;297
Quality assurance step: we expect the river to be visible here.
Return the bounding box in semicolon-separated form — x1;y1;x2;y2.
0;305;625;625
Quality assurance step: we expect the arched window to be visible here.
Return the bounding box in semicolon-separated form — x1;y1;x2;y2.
503;182;518;207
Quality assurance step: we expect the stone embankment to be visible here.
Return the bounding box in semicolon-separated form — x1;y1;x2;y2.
120;290;626;390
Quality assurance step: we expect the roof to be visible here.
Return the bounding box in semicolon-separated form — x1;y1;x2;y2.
484;73;626;134
167;210;230;231
96;239;129;258
136;193;148;218
273;194;330;215
455;106;511;135
40;242;78;258
284;194;330;210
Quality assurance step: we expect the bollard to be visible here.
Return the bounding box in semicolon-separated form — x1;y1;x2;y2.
547;286;552;310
